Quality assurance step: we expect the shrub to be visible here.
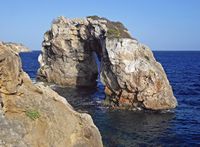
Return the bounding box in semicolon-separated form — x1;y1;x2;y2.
87;15;132;39
107;29;120;38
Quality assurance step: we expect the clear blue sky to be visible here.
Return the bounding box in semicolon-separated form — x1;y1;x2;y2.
0;0;199;51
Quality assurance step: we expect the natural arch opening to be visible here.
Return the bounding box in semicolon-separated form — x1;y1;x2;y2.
72;35;105;88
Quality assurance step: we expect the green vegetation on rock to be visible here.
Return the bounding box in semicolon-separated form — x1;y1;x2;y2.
26;109;40;120
107;29;120;38
87;15;132;39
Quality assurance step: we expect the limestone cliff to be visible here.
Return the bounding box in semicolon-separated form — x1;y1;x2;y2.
0;44;103;147
37;16;177;110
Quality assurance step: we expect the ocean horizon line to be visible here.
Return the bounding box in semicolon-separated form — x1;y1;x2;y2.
28;49;200;52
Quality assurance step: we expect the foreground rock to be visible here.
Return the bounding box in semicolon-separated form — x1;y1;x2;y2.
0;41;30;53
0;44;103;146
37;16;177;110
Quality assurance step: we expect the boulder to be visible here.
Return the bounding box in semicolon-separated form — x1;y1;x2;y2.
0;41;30;53
37;16;177;110
0;44;103;147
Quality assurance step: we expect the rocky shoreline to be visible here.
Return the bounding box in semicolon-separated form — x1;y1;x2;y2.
0;16;177;146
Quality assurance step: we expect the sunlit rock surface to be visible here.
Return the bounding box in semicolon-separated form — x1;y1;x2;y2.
0;41;30;53
37;16;177;110
0;44;103;147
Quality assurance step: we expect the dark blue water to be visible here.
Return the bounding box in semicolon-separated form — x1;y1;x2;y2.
20;52;40;79
20;51;200;146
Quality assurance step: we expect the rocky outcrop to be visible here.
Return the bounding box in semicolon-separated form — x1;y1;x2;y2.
0;41;30;53
37;16;177;110
37;17;99;87
0;44;103;146
102;39;177;110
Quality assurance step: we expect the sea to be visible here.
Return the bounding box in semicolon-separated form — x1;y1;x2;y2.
20;51;200;147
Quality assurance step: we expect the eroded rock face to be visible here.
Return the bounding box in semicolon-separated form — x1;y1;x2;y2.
37;16;177;110
37;17;99;87
0;41;30;53
102;39;177;110
0;44;103;147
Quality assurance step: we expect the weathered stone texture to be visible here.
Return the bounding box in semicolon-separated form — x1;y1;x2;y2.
0;44;103;147
37;16;177;110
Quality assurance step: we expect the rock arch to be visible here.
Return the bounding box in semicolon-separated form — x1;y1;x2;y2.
37;16;177;110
